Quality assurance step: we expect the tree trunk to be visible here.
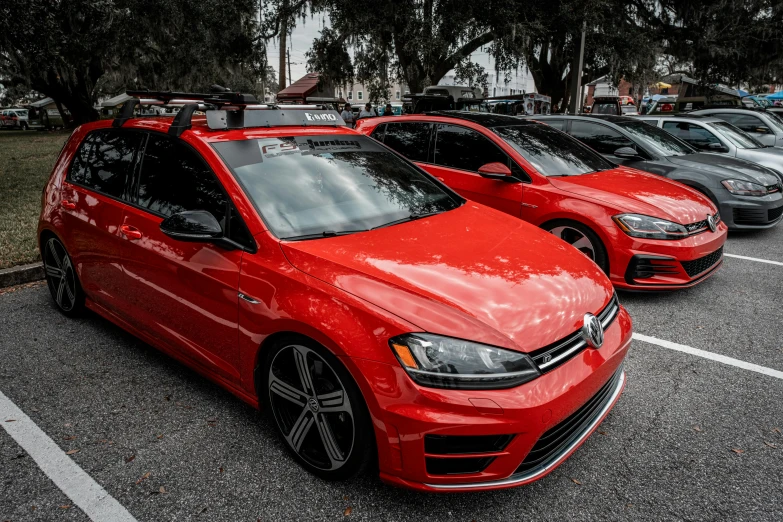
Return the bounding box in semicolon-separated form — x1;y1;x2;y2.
279;0;288;91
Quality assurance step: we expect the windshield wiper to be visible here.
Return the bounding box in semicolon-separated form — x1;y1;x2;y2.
372;211;443;230
281;229;369;241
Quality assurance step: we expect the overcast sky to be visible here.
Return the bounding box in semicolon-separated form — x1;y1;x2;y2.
266;15;505;87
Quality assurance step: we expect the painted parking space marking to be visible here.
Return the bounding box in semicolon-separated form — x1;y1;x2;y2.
634;333;783;381
0;389;137;522
725;253;783;267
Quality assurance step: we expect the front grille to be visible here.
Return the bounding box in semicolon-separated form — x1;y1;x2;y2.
733;207;768;225
514;368;623;476
680;247;723;277
426;456;495;475
684;212;720;235
769;205;783;222
425;434;514;455
529;295;619;373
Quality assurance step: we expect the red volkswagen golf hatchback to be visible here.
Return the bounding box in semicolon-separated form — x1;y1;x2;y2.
38;98;631;491
356;112;728;290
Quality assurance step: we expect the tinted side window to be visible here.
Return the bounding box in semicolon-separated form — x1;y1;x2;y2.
434;124;508;172
370;123;386;142
382;122;432;162
569;121;635;155
662;122;721;150
716;113;769;133
69;130;142;198
138;134;253;247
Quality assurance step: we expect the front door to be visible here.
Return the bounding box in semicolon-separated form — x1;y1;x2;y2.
426;123;524;217
119;132;246;383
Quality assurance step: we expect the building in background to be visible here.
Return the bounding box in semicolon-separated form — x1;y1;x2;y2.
438;68;535;98
334;81;410;104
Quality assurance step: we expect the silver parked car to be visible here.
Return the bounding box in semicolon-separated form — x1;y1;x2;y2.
691;108;783;148
637;114;783;182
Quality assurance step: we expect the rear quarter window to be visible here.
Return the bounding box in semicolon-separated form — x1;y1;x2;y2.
68;129;143;199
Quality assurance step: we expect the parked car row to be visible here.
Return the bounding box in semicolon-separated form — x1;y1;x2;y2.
39;92;773;495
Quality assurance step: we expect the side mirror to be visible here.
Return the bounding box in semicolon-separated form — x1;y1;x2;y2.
477;162;513;179
613;147;641;159
708;142;729;153
755;127;771;135
160;210;223;242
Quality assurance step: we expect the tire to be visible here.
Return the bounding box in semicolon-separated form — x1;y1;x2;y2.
543;219;609;274
262;335;375;481
20;122;28;131
41;235;84;316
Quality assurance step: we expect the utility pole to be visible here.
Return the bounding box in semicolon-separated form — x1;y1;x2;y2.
568;20;587;114
278;0;288;91
288;44;292;87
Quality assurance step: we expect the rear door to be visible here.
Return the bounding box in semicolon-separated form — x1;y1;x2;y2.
119;132;252;383
59;128;144;314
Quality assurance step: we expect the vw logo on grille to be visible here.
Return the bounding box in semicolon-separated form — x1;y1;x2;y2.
706;213;717;233
581;313;604;349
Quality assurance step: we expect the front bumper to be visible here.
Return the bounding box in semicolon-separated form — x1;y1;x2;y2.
350;306;632;492
718;194;783;230
610;222;728;290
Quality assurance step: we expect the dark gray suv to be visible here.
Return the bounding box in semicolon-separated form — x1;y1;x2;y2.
531;115;783;230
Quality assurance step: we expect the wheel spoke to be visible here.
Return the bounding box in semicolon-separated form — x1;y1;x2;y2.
293;347;314;395
47;239;63;269
570;236;593;252
269;375;307;407
45;265;63;280
56;277;67;307
317;390;350;414
287;408;314;452
314;413;345;466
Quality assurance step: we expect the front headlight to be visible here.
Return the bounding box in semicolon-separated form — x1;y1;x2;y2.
389;333;540;390
721;179;767;196
612;213;689;240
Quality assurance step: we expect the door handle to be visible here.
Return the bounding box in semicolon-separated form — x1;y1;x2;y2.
120;225;142;240
61;200;76;210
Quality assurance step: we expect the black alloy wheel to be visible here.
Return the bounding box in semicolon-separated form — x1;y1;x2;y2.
544;220;609;274
43;236;83;315
264;338;374;480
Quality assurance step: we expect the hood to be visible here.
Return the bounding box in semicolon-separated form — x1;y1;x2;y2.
280;204;613;353
666;153;780;185
547;166;716;224
736;148;783;182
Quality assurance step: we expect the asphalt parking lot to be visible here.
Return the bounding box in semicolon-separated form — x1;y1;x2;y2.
1;227;782;521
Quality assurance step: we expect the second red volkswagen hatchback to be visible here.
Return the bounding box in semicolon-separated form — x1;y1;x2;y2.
356;112;728;290
39;99;631;491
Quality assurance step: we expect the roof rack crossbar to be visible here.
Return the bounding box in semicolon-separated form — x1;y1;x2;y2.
126;90;258;107
113;98;140;128
168;104;200;137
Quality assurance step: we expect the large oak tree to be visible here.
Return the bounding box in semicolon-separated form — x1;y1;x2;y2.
0;0;263;124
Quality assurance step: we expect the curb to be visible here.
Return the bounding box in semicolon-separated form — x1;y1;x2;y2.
0;262;45;289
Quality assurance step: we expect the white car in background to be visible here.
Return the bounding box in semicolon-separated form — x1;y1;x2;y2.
0;108;30;130
638;114;783;182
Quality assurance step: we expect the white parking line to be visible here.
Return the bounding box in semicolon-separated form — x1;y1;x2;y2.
0;390;137;522
634;333;783;381
725;253;783;267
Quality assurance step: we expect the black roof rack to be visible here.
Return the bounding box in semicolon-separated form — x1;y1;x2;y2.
112;89;346;136
126;89;259;107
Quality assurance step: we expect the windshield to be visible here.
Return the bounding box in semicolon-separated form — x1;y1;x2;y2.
764;111;783;133
710;121;763;149
493;124;614;177
616;120;694;156
212;135;462;239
